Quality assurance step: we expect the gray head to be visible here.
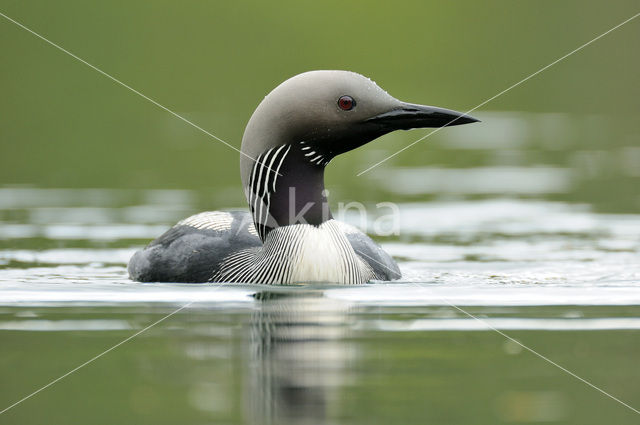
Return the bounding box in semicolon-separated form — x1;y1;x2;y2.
240;70;478;239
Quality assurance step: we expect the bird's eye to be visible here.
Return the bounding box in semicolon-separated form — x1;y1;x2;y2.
338;95;356;111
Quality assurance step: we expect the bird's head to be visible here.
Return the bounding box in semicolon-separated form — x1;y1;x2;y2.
239;70;479;235
240;70;478;181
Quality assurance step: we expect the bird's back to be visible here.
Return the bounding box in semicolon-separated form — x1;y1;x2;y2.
128;211;260;282
128;211;400;283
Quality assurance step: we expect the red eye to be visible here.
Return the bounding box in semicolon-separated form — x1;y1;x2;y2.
338;95;355;111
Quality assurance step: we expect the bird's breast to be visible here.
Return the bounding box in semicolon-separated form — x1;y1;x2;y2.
284;221;367;284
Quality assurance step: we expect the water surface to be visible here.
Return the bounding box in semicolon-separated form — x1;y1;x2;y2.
1;177;639;424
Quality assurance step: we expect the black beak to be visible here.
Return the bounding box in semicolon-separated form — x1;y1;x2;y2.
366;103;479;130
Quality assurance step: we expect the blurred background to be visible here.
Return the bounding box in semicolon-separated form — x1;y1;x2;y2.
1;2;640;425
1;0;639;212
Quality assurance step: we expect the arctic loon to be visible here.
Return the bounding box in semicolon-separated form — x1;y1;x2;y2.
128;70;478;284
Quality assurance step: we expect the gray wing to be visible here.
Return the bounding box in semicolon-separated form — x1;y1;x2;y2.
336;222;402;281
128;210;261;283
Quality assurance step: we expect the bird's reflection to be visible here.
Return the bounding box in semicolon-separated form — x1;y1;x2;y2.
246;289;355;425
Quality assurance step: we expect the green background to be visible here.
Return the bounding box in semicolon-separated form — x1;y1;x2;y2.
1;3;640;424
1;1;639;211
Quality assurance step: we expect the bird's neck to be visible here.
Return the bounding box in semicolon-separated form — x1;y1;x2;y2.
244;143;332;241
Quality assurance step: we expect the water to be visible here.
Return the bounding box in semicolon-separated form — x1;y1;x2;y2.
2;177;640;424
2;102;640;424
2;2;640;420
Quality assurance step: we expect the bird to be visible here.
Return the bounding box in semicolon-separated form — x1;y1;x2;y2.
128;70;478;284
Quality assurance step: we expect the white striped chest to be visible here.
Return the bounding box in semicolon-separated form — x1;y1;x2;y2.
282;221;369;284
215;220;374;285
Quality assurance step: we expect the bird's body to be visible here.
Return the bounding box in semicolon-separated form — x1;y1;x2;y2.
129;210;399;283
128;70;477;284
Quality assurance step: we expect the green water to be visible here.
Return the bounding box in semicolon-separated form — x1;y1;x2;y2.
1;1;640;424
1;300;640;425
